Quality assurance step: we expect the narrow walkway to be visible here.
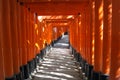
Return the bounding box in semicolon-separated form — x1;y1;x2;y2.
32;35;81;80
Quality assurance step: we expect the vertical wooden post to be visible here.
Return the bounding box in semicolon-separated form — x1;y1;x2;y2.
0;1;5;80
0;34;4;80
78;15;81;53
81;12;86;58
85;7;91;64
110;0;120;80
10;0;20;75
34;14;38;54
21;5;27;66
26;8;31;62
21;6;30;79
17;1;22;67
90;0;95;66
76;18;79;51
102;0;112;75
94;0;103;72
1;0;14;79
84;10;87;61
32;13;36;57
30;12;35;59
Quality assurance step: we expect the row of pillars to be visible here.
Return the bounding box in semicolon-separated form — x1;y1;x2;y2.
69;0;120;80
0;0;68;80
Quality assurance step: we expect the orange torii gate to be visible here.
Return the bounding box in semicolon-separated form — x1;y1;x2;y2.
0;0;120;80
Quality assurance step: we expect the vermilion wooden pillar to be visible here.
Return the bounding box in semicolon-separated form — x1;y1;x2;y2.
30;12;35;59
0;36;4;80
26;8;31;62
34;15;38;56
17;2;22;67
73;21;76;48
32;13;36;58
75;21;77;49
46;23;52;44
0;1;5;80
21;6;27;65
71;24;73;46
110;0;120;80
73;22;75;48
78;16;81;53
71;23;74;47
84;11;87;61
32;13;37;56
29;10;33;61
102;0;112;74
84;9;88;62
39;22;43;49
10;0;20;75
56;26;59;40
72;22;74;48
70;23;73;47
81;12;86;58
34;14;39;54
90;0;95;65
85;7;91;63
94;0;103;72
76;18;79;51
1;0;14;79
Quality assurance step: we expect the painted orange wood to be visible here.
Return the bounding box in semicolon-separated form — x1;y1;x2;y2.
110;0;120;80
0;40;4;80
90;0;95;66
30;12;35;59
34;14;39;54
89;0;95;65
29;12;35;60
17;2;22;66
26;8;31;61
21;6;27;65
25;2;88;15
1;0;14;78
94;0;103;72
102;0;112;74
0;1;5;80
84;7;91;63
78;16;81;53
81;12;86;59
10;0;20;74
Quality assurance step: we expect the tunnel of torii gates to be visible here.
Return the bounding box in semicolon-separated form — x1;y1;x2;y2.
0;0;120;80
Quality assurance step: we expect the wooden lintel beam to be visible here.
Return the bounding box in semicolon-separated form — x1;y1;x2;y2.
43;19;74;21
43;19;73;23
46;21;68;23
52;25;69;27
19;0;89;3
24;2;88;15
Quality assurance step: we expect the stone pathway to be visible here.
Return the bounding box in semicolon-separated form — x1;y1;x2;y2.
32;48;81;80
31;35;81;80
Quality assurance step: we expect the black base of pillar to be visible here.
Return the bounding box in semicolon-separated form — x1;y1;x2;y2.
33;58;37;69
31;59;35;72
36;53;40;63
93;71;101;80
16;72;23;80
28;60;34;74
40;50;44;60
100;74;109;80
85;63;89;77
20;66;24;79
88;64;93;80
23;64;29;79
5;75;16;80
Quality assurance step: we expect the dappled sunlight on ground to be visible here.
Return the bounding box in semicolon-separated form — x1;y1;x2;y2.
31;35;81;80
